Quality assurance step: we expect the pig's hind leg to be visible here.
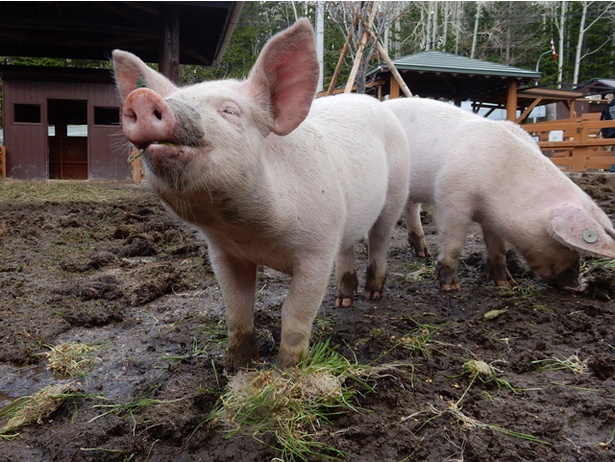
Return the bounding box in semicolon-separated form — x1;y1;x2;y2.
405;201;431;257
482;223;518;287
363;196;408;301
434;205;473;291
335;246;359;307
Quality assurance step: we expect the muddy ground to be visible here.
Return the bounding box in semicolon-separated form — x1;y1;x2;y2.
0;174;614;462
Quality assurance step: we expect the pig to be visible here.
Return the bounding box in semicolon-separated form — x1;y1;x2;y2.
112;19;410;369
383;97;615;291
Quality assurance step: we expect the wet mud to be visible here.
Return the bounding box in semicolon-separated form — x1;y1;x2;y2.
0;174;614;462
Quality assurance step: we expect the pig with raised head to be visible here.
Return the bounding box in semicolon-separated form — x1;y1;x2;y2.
112;19;410;369
384;97;615;291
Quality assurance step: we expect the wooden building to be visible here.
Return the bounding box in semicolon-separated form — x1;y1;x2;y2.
0;1;243;180
2;66;125;180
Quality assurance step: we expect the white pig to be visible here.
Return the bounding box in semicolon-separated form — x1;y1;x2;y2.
112;19;410;368
384;97;615;291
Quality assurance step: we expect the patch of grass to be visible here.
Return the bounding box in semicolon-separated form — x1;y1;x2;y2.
581;258;615;275
402;261;436;282
599;424;615;449
90;396;184;437
549;382;601;392
42;341;101;378
403;401;550;446
494;284;541;300
392;318;439;359
0;179;143;203
532;354;589;375
162;333;226;362
0;382;78;435
457;360;520;401
403;357;542;443
208;341;395;462
598;259;615;270
532;304;552;313
482;308;508;321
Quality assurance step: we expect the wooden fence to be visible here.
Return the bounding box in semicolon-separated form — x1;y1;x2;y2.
523;113;615;172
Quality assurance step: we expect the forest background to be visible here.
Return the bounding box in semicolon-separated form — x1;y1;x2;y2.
1;0;615;126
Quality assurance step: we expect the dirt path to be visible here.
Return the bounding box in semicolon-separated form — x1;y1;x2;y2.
1;175;614;462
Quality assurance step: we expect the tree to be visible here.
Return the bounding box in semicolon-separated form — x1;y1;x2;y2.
572;1;615;85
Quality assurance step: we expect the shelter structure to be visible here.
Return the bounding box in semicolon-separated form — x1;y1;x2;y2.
575;78;615;98
0;1;243;180
366;50;545;121
365;50;615;172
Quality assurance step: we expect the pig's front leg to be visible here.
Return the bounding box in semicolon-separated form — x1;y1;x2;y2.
405;201;431;258
279;256;334;367
208;247;258;371
482;224;518;287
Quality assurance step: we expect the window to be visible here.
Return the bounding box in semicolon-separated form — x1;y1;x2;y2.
67;125;88;137
14;104;41;123
94;107;120;125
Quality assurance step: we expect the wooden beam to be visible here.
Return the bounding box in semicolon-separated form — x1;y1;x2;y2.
159;5;180;84
327;41;349;96
367;29;412;98
345;2;378;93
516;97;543;124
506;81;517;121
326;10;361;96
389;76;400;99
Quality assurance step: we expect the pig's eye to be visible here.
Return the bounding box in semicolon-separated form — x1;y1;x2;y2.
222;107;239;117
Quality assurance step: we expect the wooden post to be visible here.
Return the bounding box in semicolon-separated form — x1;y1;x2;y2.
344;2;379;93
0;146;6;180
327;42;349;96
326;12;361;96
159;5;180;84
389;76;400;99
506;80;517;121
368;30;412;98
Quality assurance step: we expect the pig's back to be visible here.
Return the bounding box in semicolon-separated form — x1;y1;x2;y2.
307;93;409;247
264;93;409;252
385;98;488;203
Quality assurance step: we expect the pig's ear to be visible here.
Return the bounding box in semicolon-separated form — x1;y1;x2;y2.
244;18;320;136
112;50;177;100
549;204;615;258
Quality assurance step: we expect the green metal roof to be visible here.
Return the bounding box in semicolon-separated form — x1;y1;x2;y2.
382;50;540;79
366;50;541;105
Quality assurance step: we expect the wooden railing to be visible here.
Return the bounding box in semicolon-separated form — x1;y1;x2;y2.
522;113;615;172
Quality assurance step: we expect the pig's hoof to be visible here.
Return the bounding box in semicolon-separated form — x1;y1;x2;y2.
364;289;382;301
440;283;461;291
335;296;354;307
562;281;587;293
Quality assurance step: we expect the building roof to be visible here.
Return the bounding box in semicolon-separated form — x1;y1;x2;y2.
575;78;615;96
367;50;540;105
0;1;244;65
387;50;540;79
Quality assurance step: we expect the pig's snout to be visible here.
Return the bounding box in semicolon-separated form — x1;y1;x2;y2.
122;88;177;148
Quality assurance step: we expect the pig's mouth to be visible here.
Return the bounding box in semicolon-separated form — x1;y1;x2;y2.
130;140;204;164
129;141;176;161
